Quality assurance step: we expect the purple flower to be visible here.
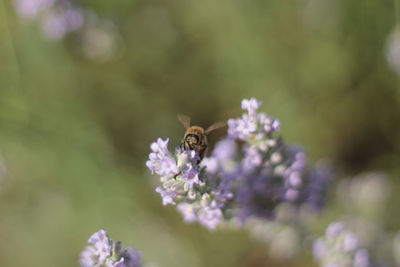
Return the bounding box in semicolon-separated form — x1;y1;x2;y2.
224;98;333;224
117;247;142;267
80;230;142;267
313;238;327;260
146;98;332;232
15;0;56;19
15;0;84;38
13;0;116;48
146;138;179;177
177;198;224;230
177;203;197;223
200;157;219;174
313;222;372;267
236;145;311;221
302;161;333;211
325;222;345;240
181;165;200;189
228;115;257;140
212;138;237;161
354;249;370;267
64;8;84;31
241;98;262;116
242;145;263;172
155;186;177;205
147;139;207;209
86;229;112;264
197;199;223;230
228;98;279;141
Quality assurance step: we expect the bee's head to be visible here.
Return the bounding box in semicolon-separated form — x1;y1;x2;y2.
185;134;199;149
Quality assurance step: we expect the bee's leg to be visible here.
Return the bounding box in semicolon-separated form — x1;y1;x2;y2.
198;143;208;163
180;140;186;151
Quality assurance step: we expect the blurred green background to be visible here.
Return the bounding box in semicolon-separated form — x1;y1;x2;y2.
1;0;400;266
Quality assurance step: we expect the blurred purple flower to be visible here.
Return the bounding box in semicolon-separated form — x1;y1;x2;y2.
197;200;223;230
15;0;56;19
200;157;218;174
64;8;84;31
80;229;142;267
302;161;333;211
313;222;373;267
177;203;197;223
212;138;237;161
15;0;85;41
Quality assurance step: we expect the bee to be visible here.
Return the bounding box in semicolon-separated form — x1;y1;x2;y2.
178;114;226;161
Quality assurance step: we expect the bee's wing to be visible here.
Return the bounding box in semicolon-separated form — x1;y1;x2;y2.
177;114;191;129
205;121;226;135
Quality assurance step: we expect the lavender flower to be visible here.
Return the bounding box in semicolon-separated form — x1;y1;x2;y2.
14;0;120;60
14;0;56;19
146;138;201;205
228;98;279;141
147;137;235;230
178;198;224;230
146;138;179;177
313;222;373;267
144;97;399;267
211;138;237;162
146;98;332;230
15;0;84;40
80;229;142;267
226;98;332;222
302;161;334;211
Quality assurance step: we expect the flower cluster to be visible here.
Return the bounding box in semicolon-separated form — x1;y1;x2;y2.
14;0;120;61
146;137;233;230
80;229;141;267
146;98;333;230
228;98;280;142
303;161;334;212
146;138;200;205
15;0;84;40
227;98;332;221
313;222;373;267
